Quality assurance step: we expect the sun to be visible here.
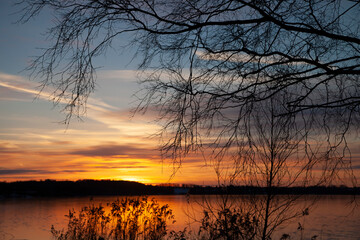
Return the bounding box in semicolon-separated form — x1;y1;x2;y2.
116;176;148;183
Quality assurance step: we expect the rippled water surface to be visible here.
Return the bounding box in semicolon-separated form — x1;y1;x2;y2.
0;195;359;240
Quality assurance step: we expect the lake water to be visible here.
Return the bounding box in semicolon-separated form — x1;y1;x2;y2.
0;195;359;240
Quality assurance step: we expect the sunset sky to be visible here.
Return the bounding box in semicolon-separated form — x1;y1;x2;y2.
1;1;359;186
0;0;218;185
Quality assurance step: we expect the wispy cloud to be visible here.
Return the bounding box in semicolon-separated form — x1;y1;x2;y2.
196;50;285;64
69;143;158;159
0;72;218;183
0;72;118;112
0;71;160;133
97;70;140;81
0;168;88;176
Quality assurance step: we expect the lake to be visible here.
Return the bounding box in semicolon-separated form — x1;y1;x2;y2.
0;195;359;240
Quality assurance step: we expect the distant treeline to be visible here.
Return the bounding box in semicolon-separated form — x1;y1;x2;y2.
0;180;359;198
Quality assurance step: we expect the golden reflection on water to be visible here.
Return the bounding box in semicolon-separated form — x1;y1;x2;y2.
0;195;359;240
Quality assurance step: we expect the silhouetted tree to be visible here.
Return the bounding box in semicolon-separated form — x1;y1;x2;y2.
237;93;316;240
20;0;360;122
18;1;359;238
18;0;359;157
184;90;329;239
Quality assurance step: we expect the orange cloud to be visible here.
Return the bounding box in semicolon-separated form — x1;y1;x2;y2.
69;143;158;158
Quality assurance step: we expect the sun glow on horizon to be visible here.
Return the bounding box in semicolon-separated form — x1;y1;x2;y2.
113;176;149;183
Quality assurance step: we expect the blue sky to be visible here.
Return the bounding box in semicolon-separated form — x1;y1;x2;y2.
0;0;359;186
0;0;218;184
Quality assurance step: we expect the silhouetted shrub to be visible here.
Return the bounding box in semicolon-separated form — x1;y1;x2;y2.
51;196;175;240
197;208;259;240
51;197;316;240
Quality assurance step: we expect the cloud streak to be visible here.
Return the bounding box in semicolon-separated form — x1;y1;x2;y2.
0;71;160;136
0;72;119;112
69;143;158;159
0;168;88;176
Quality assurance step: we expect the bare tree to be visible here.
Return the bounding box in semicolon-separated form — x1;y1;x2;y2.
18;1;359;238
17;0;360;118
17;0;360;158
243;93;315;240
187;90;333;239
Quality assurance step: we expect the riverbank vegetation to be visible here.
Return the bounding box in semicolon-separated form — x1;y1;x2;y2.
1;180;358;198
51;196;318;240
51;196;174;240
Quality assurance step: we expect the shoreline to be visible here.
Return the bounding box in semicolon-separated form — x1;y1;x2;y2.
1;179;359;199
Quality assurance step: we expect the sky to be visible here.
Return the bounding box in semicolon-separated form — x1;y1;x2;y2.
0;0;218;185
0;1;359;186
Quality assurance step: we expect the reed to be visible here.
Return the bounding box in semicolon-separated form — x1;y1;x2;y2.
51;196;175;240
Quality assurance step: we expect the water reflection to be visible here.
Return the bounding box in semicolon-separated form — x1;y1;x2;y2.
0;195;359;240
51;196;174;240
